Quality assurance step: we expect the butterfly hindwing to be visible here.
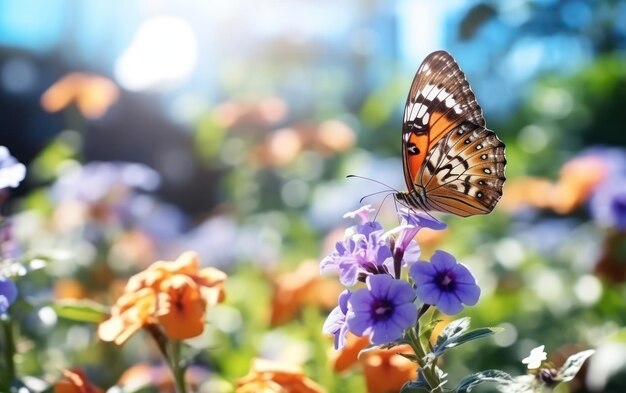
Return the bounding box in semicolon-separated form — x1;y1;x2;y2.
400;51;506;217
419;123;506;216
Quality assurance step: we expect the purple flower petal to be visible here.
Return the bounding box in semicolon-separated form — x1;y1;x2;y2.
346;275;417;346
436;292;464;315
323;290;352;349
0;276;17;314
455;283;480;305
410;250;481;315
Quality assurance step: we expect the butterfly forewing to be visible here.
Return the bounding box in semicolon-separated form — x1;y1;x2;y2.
400;51;506;217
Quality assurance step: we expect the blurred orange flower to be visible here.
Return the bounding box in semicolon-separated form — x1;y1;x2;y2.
330;334;370;373
362;345;417;393
329;319;448;393
54;368;103;393
117;362;209;393
270;260;343;326
41;72;119;119
236;359;325;393
98;251;226;345
501;154;608;214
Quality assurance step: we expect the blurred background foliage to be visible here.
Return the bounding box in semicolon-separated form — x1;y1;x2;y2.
2;0;626;392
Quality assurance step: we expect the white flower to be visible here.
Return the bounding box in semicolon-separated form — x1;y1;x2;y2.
522;345;547;370
0;146;26;190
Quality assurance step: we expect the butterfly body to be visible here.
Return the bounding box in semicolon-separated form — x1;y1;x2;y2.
397;51;506;217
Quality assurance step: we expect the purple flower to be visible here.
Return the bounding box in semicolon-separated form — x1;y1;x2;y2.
322;290;351;349
320;221;393;287
0;146;26;190
346;274;417;345
385;209;447;272
410;250;480;315
343;205;375;224
0;276;17;315
395;209;446;252
589;180;626;231
52;161;160;204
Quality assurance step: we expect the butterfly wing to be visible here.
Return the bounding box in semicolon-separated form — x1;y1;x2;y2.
401;50;506;216
418;122;506;216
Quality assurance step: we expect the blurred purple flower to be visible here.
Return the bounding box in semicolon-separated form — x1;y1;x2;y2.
346;274;417;345
320;220;393;287
322;290;351;349
0;276;17;315
576;146;626;182
410;250;480;315
589;180;626;231
52;161;160;203
0;146;26;190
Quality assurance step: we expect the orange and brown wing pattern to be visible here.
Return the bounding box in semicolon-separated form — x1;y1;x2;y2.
418;122;506;216
401;51;485;191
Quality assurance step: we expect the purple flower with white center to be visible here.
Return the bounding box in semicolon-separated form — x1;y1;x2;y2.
0;146;26;190
0;276;17;315
320;220;393;287
410;250;480;315
322;290;351;349
346;274;417;345
589;179;626;231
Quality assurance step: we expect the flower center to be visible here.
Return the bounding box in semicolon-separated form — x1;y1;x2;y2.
371;299;394;321
436;272;456;291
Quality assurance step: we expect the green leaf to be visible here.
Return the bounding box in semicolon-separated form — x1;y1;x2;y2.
557;349;595;382
54;299;109;323
434;327;503;356
435;317;471;348
455;370;514;392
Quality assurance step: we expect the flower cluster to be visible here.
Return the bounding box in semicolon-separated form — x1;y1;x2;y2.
98;251;226;344
321;206;480;349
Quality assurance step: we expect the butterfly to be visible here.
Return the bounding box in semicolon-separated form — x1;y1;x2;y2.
395;50;506;217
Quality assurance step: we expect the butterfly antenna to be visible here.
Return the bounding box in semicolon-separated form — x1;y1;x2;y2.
372;192;395;223
346;174;400;194
359;189;395;204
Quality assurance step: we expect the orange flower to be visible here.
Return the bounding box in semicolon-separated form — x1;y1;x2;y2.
361;345;417;393
54;368;103;393
98;288;157;345
126;251;226;306
333;334;371;373
98;251;226;344
270;260;342;326
501;154;608;214
236;359;325;393
41;72;119;119
157;275;206;340
117;362;209;393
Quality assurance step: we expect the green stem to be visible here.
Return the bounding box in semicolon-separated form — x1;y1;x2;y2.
407;327;443;393
169;340;187;393
1;317;16;391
